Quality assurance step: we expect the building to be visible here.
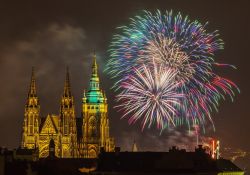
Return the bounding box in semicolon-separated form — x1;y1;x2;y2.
13;148;39;161
21;54;115;158
94;145;244;175
3;145;244;175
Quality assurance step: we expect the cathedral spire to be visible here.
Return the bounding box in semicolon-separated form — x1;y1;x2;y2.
92;53;98;77
63;66;71;97
28;67;37;97
89;53;100;91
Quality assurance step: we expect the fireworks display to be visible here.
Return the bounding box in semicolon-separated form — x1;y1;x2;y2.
105;10;239;131
116;61;183;130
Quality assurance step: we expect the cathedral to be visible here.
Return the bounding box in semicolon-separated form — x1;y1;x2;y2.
21;54;115;158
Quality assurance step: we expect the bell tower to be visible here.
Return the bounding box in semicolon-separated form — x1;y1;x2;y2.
81;54;115;158
21;67;40;149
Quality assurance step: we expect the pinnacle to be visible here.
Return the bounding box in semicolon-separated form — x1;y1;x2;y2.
28;67;37;97
63;66;71;97
92;53;98;76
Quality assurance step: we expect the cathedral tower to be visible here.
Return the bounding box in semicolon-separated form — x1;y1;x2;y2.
21;67;40;149
59;67;78;157
81;54;115;158
20;55;115;159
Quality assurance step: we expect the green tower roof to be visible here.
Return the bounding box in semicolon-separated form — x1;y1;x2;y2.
85;54;105;104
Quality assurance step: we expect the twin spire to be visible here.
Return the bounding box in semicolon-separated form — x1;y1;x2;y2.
27;66;73;100
28;67;37;98
63;66;72;97
26;67;39;107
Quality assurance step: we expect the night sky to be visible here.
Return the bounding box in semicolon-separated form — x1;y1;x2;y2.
0;0;249;170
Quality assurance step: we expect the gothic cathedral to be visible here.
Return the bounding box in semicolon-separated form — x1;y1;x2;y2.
21;54;115;158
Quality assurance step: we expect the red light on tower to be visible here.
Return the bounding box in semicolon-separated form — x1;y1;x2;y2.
212;140;215;159
211;139;220;159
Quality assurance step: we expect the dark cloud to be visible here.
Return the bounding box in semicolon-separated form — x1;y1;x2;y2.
0;23;94;146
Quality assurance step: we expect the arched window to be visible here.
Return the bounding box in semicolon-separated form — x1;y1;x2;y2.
88;116;97;137
89;116;96;126
89;149;97;158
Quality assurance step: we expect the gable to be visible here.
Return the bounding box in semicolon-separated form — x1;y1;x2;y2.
40;114;59;134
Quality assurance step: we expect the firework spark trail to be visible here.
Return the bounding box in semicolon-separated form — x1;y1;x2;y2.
116;62;184;131
106;10;239;131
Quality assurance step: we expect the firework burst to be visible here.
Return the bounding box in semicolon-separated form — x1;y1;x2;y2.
106;10;223;84
106;10;239;131
116;62;183;130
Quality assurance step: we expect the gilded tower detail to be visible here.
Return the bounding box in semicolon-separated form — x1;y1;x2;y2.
21;54;115;158
80;55;115;158
21;68;40;149
59;67;78;158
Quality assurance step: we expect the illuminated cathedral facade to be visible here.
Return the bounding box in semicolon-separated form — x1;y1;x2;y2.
21;55;115;158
